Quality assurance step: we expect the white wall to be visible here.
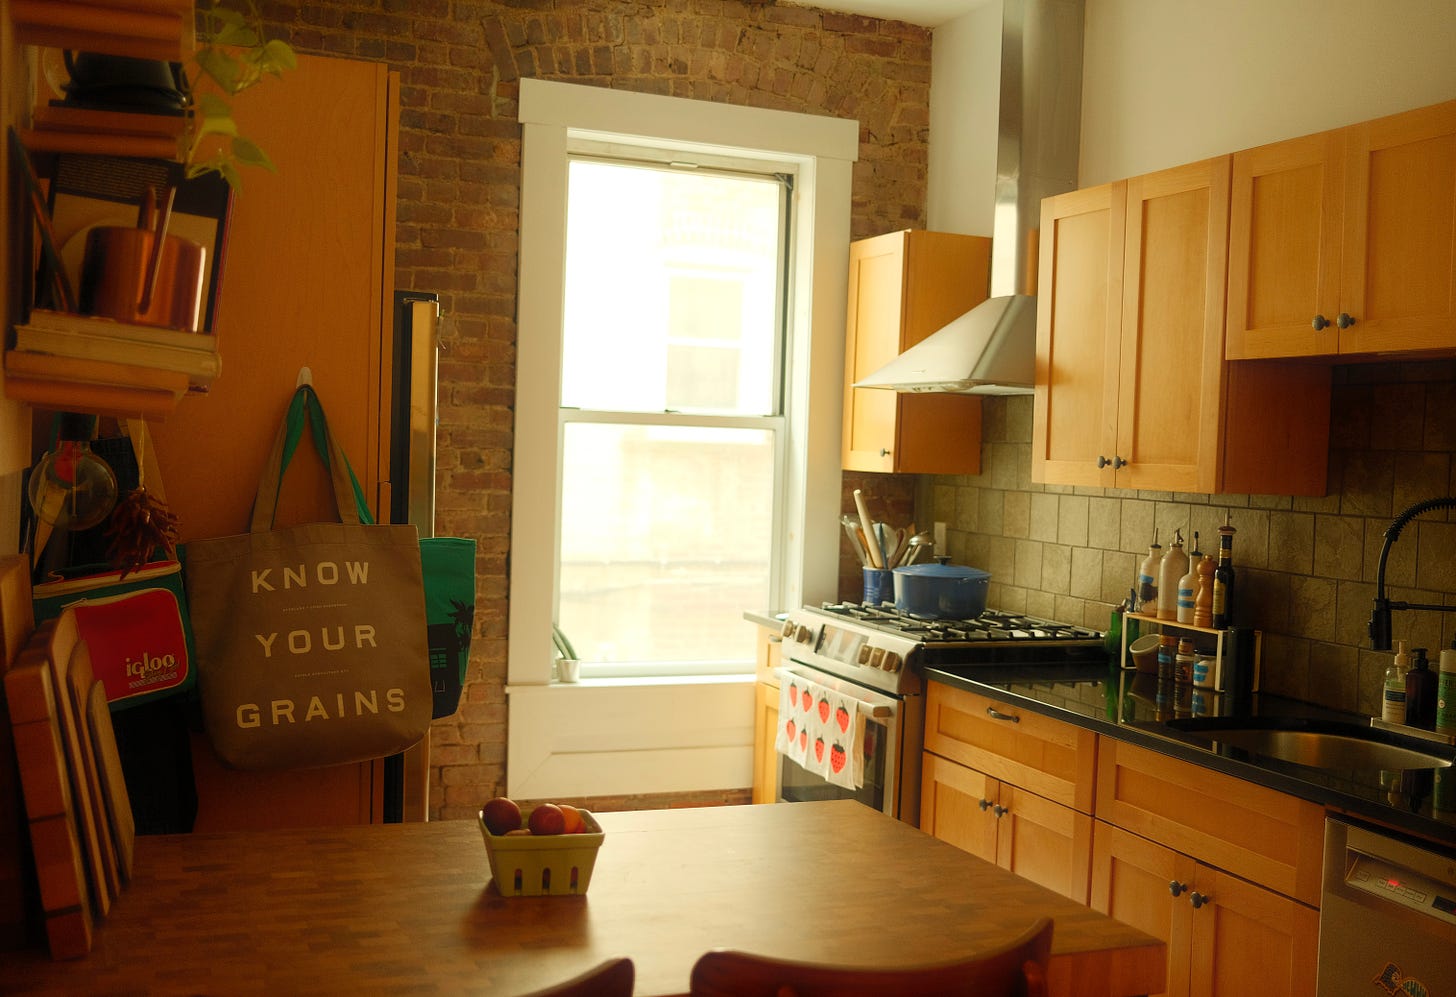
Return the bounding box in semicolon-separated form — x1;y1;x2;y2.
1080;0;1456;184
929;0;1456;211
927;0;1001;235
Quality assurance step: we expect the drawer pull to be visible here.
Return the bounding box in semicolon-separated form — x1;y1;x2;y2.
978;798;992;811
1189;891;1211;909
986;707;1020;723
1168;880;1187;897
992;804;1008;818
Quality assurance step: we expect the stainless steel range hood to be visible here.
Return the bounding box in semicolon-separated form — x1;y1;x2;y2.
856;0;1083;395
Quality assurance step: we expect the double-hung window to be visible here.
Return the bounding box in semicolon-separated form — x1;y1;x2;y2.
556;152;790;678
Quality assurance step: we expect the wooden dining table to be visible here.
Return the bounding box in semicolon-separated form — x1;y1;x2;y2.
4;799;1163;995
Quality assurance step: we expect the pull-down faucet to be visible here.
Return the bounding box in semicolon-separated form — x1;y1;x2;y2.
1369;496;1456;650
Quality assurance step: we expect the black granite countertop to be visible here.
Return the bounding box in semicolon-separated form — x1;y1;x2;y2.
924;658;1456;848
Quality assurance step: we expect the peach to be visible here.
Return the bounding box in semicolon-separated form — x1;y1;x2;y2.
528;803;567;835
482;796;522;835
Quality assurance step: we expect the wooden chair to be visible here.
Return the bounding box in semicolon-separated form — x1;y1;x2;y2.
519;957;635;997
689;917;1052;997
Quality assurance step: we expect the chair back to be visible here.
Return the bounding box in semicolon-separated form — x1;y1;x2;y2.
520;956;635;997
690;916;1052;997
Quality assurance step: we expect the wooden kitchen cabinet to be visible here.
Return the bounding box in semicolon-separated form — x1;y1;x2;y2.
920;683;1096;902
1091;820;1319;997
921;751;1093;903
750;623;783;805
1033;157;1330;496
841;230;991;475
1227;98;1456;360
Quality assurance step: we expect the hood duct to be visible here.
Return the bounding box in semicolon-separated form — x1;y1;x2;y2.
856;0;1084;395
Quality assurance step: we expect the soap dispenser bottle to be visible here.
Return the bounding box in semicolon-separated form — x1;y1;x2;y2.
1439;637;1456;735
1382;641;1410;724
1405;647;1437;729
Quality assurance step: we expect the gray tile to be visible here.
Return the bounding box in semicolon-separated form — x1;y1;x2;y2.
1340;450;1395;518
1003;490;1031;539
1121;500;1157;556
1392;452;1452;517
989;442;1021;489
986;535;1017;580
1329;383;1373;450
1268;511;1315;576
954;487;981;534
1370;382;1425;450
1358;648;1392;718
979;488;1006;537
1070;546;1103;600
1005;395;1034;444
1312;514;1364;581
1042;543;1072;595
1102;550;1138;605
1026;588;1057;620
1014;539;1044;589
1288;575;1337;642
1424;381;1456;451
1259;632;1310;702
1364;516;1416;587
1415;520;1456;592
1058;494;1090;547
1335;579;1377;648
1088;496;1121;550
1240;567;1290;635
1029;492;1060;543
1305;642;1356;712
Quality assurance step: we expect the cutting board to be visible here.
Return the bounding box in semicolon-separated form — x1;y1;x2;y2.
85;678;134;882
3;650;93;959
32;614;111;920
62;638;123;897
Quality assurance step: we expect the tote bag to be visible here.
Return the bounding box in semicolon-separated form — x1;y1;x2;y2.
184;386;432;771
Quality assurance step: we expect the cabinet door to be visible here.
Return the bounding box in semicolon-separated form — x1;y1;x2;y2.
841;231;989;475
1032;183;1124;487
997;783;1093;904
752;680;780;805
1187;865;1319;997
1225;129;1345;359
919;751;998;864
1116;158;1229;493
1091;819;1191;997
1338;99;1456;355
842;232;907;473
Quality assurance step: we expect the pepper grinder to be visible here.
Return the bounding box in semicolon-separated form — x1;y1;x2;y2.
1193;553;1216;628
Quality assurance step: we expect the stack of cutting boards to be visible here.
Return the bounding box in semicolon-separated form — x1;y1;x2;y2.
2;566;134;961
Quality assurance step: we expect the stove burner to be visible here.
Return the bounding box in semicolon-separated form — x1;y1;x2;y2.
816;602;1102;645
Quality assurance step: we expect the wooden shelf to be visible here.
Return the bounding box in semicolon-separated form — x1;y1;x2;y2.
10;0;194;63
3;350;189;419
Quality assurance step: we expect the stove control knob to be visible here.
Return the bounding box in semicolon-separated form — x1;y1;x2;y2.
867;647;884;670
786;623;812;644
882;651;902;673
779;620;795;640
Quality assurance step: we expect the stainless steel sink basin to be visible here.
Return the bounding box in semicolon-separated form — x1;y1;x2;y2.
1163;718;1454;771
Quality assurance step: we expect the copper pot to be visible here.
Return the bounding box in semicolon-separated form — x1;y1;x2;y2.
79;225;206;331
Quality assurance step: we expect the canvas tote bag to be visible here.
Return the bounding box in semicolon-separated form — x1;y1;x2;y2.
184;385;431;771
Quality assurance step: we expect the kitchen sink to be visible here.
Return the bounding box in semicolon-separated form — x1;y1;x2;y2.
1162;717;1454;772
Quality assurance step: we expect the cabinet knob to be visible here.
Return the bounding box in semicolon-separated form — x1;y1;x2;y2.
879;448;891;457
1312;314;1330;331
1113;456;1127;469
1097;455;1110;468
1168;880;1188;897
1337;312;1356;329
992;804;1008;818
978;798;992;811
1189;891;1211;909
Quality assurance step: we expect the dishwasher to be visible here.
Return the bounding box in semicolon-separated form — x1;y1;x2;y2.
1318;816;1456;995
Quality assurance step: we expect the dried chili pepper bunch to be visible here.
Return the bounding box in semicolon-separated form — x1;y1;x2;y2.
106;486;179;577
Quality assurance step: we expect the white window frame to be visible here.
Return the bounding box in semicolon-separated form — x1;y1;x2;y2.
506;80;854;800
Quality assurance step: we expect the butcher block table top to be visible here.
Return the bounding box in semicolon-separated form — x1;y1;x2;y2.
5;800;1163;996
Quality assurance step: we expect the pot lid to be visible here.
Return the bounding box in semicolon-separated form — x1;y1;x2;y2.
892;563;991;581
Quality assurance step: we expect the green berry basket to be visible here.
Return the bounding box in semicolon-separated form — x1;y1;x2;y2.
477;807;605;896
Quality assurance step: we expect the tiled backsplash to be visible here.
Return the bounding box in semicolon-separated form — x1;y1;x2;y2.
917;359;1456;719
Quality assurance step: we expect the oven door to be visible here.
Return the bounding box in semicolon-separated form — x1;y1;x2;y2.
773;663;901;818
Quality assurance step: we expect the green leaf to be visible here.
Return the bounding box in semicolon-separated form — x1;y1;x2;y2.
230;137;276;172
262;39;298;73
195;47;241;93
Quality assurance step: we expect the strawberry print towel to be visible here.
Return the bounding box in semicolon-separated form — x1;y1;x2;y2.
774;674;866;790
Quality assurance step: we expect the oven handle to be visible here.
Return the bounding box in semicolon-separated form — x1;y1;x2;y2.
986;706;1021;723
773;666;895;719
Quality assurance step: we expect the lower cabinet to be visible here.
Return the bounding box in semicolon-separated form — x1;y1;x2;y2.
921;751;1093;903
1090;819;1320;997
750;623;783;804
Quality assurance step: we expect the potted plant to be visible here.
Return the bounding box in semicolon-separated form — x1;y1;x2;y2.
183;0;298;190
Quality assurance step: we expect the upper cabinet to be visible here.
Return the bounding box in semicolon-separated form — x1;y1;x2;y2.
1034;157;1330;496
842;230;990;475
1227;99;1456;359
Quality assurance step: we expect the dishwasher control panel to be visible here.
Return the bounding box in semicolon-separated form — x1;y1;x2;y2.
1347;852;1456;927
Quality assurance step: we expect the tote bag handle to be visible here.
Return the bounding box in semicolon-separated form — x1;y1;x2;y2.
248;384;363;533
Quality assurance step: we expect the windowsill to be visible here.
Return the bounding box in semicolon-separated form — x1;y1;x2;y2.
507;673;754;694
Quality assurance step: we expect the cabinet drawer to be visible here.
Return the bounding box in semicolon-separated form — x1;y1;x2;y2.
924;684;1097;813
1095;738;1324;906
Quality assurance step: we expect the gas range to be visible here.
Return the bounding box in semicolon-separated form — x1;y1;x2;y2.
778;603;1106;697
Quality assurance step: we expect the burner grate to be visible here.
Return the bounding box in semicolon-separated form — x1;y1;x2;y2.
816;602;1102;645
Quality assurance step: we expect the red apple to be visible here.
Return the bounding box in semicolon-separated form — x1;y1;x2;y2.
528;803;567;835
482;796;522;835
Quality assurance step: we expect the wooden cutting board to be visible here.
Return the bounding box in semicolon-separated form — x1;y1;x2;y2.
86;680;134;883
62;638;122;899
32;614;111;921
3;649;93;959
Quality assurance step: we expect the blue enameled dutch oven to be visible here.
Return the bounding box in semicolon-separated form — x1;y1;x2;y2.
892;561;991;619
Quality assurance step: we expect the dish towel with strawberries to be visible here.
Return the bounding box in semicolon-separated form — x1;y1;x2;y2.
774;674;866;790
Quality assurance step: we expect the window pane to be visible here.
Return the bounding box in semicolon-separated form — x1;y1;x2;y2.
562;160;781;416
558;422;774;671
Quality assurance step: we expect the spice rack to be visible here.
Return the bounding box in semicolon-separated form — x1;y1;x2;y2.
1119;612;1262;694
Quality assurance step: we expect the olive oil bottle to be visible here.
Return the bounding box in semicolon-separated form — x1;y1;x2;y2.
1211;518;1236;630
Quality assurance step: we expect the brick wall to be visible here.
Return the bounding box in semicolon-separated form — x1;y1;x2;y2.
920;360;1456;721
259;0;934;819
